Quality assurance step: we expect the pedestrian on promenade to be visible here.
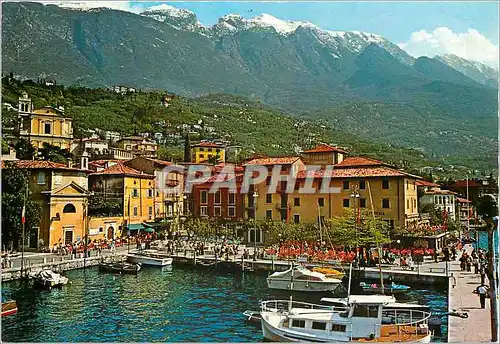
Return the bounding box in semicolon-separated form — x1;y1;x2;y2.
459;252;466;271
477;284;488;309
466;255;472;272
473;256;479;274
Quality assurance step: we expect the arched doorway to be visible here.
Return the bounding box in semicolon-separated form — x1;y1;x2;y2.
107;226;115;240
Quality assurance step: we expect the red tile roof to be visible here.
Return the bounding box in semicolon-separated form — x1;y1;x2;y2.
243;157;300;166
1;160;88;172
416;180;440;187
192;142;225;148
90;162;155;179
302;143;348;154
456;197;472;203
335;156;385;167
449;179;483;188
296;166;407;179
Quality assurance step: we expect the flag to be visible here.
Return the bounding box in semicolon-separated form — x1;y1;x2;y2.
21;204;26;224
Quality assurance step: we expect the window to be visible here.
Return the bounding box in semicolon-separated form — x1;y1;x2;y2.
318;198;325;207
147;189;153;198
331;324;347;332
63;204;76;213
201;190;208;204
413;199;417;207
359;198;366;208
228;193;235;205
266;176;272;186
37;171;46;185
294;214;300;223
54;173;62;185
353;304;379;318
148;206;153;218
99;227;104;233
200;206;208;216
359;180;366;190
215;191;221;204
406;180;409;190
64;230;73;245
132;189;139;198
266;210;272;220
294;197;300;206
44;122;51;134
343;199;350;207
343;180;349;190
133;207;138;216
228;206;235;217
407;199;410;209
312;322;327;331
266;194;272;204
317;216;325;226
382;199;390;209
214;206;221;217
291;320;305;328
382;179;389;189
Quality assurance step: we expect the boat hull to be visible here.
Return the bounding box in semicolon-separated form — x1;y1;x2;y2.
267;278;341;292
126;254;173;267
1;300;18;317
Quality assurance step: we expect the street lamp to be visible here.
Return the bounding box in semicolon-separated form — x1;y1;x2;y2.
351;186;360;266
252;191;259;261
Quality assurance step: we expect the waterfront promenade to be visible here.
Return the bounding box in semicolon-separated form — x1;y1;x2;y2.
448;244;493;342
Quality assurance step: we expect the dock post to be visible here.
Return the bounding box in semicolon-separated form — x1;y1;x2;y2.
194;249;196;267
272;256;275;271
241;255;244;272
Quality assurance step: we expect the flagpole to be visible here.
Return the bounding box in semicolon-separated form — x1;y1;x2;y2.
21;184;27;279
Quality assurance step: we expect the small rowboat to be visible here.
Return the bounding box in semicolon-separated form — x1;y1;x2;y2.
1;300;18;317
360;282;410;294
243;310;261;323
99;262;141;274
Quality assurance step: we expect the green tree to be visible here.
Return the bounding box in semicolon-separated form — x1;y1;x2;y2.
477;195;498;219
184;133;191;162
38;143;72;164
14;138;36;160
1;162;42;250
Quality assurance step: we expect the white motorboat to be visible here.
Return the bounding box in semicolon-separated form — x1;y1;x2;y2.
260;295;432;343
126;253;173;267
32;269;69;289
267;264;342;292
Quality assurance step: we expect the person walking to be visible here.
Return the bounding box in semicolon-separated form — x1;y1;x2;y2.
477;284;487;309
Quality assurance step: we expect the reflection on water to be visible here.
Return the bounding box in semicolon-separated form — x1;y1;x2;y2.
2;266;447;342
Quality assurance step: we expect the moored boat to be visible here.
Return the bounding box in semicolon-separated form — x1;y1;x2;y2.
1;298;18;317
126;253;173;267
32;270;69;290
99;262;141;274
359;282;411;294
267;264;342;292
260;295;432;342
312;267;346;279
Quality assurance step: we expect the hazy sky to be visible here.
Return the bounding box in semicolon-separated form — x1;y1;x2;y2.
36;1;500;67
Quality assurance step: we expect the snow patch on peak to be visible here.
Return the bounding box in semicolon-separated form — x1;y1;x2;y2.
249;13;316;34
145;4;194;18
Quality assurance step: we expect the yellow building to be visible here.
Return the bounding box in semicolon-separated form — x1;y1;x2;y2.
2;160;90;249
191;142;226;163
243;156;420;244
88;162;156;238
124;156;185;220
17;92;74;150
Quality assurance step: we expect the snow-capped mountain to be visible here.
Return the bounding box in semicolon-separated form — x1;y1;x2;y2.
435;54;498;86
140;4;208;34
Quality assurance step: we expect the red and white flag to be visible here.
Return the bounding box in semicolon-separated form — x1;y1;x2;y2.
21;204;26;224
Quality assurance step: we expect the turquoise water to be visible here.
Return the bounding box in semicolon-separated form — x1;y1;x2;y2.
474;230;498;251
2;266;448;342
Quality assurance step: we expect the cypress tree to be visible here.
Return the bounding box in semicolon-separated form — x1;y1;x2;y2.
184;133;191;162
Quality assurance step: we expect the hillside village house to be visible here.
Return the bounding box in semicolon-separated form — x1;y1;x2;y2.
419;187;457;221
17;92;74;150
2;160;90;249
117;136;159;158
88;162;156;239
191;142;226;163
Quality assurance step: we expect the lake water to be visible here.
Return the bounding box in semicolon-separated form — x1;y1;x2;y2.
2;266;448;342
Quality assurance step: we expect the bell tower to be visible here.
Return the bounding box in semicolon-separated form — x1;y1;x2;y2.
18;92;32;114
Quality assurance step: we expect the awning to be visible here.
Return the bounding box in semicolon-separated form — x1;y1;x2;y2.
126;223;155;233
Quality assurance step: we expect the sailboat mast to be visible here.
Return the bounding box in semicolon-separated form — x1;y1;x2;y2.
367;180;384;295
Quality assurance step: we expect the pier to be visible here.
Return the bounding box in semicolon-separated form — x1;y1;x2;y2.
448;244;493;342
